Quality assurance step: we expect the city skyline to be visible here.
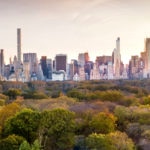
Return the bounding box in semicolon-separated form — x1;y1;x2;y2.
0;0;150;64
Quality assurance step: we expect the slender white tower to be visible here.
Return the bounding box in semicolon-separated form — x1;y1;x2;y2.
113;37;121;79
17;28;21;63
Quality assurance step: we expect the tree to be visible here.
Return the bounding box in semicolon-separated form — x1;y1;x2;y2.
86;131;136;150
4;88;21;100
19;140;30;150
86;133;115;150
107;131;136;150
0;134;25;150
75;110;94;136
31;139;40;150
114;106;131;130
99;90;124;102
0;93;8;106
4;108;40;144
19;140;40;150
89;112;117;134
22;91;48;99
0;102;21;128
67;89;86;101
40;108;75;150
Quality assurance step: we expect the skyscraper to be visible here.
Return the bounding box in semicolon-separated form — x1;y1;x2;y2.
129;55;140;79
40;56;48;78
55;54;67;72
23;53;38;81
112;37;121;79
78;52;89;67
69;59;79;80
144;38;150;77
17;28;21;63
84;52;89;63
78;53;85;67
0;49;4;76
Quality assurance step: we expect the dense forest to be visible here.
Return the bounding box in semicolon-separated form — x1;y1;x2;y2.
1;79;150;150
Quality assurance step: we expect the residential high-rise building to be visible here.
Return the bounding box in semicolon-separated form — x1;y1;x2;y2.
55;54;67;72
69;59;79;80
112;37;121;79
0;49;4;76
85;52;89;63
23;53;38;81
84;61;93;80
78;53;85;67
129;55;140;79
40;56;48;78
17;28;21;63
47;59;53;80
144;38;150;77
139;52;145;78
78;52;89;67
96;56;112;66
90;63;100;80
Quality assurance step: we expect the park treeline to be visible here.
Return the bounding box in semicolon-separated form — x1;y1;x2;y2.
0;79;150;149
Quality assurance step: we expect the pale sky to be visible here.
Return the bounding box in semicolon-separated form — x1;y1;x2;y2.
0;0;150;64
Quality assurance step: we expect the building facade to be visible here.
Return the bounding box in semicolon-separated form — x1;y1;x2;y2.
23;53;38;81
55;54;67;72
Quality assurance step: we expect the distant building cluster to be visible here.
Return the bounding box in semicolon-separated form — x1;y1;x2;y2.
1;28;150;82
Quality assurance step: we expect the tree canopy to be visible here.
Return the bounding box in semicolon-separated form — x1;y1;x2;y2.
4;108;40;144
40;108;75;150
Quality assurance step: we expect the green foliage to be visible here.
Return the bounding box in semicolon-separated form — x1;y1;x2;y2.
67;89;124;102
138;112;150;125
107;131;136;150
31;139;40;150
0;102;21;128
0;99;5;106
19;140;40;150
142;129;150;140
89;112;117;134
93;83;115;91
4;108;40;144
0;134;25;150
75;111;94;136
114;106;131;130
142;96;150;105
99;90;124;102
67;89;86;100
1;80;150;149
0;94;8;105
86;131;136;150
86;133;114;150
4;88;21;100
51;90;61;98
119;97;139;106
115;105;150;134
40;108;75;150
22;91;48;99
0;93;8;100
19;140;31;150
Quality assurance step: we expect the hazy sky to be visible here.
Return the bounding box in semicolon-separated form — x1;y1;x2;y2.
1;0;150;64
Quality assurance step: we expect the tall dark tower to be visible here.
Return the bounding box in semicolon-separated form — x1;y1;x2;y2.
55;54;67;72
0;49;4;75
17;28;21;63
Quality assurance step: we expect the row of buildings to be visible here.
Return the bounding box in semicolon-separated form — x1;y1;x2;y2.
129;38;150;79
0;29;150;82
